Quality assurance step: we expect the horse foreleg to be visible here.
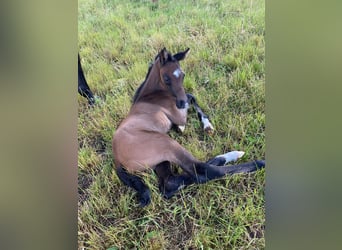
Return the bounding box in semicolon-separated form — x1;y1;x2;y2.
186;93;214;133
116;166;151;207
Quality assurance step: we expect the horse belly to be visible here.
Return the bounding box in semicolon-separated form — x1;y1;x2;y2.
113;130;169;173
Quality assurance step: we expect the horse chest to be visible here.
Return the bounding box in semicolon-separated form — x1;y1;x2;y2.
178;107;188;120
154;112;173;133
168;105;189;126
128;111;172;134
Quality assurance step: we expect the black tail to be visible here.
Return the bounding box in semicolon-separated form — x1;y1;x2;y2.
78;53;95;105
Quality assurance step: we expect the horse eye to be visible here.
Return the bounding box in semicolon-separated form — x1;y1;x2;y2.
163;74;171;85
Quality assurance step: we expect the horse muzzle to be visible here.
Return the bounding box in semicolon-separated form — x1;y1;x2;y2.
176;99;189;109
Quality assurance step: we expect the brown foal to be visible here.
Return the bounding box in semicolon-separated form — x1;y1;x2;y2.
112;48;265;206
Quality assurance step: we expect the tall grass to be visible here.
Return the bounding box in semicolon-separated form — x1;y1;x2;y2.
78;0;265;249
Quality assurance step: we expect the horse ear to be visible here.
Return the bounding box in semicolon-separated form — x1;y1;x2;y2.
159;47;169;65
173;48;190;61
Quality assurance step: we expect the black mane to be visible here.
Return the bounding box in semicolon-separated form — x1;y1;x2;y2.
132;62;153;103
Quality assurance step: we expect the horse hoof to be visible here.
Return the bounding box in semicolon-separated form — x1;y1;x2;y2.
255;160;266;168
139;197;151;207
162;191;176;200
204;125;214;134
138;191;151;207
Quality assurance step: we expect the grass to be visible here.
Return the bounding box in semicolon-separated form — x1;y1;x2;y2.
78;0;265;249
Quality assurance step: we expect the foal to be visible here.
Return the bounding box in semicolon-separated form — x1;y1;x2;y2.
112;48;265;207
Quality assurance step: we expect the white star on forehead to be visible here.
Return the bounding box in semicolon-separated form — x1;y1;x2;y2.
173;68;182;78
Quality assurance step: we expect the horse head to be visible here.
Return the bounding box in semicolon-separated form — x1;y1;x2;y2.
158;47;190;109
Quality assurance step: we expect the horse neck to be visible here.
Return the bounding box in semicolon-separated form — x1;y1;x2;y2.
136;61;167;100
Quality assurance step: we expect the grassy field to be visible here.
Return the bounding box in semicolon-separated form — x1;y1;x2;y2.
78;0;265;249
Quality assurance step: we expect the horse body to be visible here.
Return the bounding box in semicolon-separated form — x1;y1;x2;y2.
113;50;190;172
113;92;192;172
112;48;265;206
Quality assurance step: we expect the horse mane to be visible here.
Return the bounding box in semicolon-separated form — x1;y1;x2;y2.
133;52;161;103
132;62;153;103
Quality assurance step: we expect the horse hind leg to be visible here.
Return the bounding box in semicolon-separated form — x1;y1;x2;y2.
175;149;263;183
205;151;265;176
191;159;265;184
155;157;265;198
154;161;194;199
116;166;151;207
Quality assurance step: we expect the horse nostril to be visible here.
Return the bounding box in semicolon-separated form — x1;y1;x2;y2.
176;100;186;109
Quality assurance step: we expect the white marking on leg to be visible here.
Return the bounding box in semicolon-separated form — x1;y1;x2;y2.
173;68;182;78
216;151;245;164
178;125;185;132
177;184;185;191
177;102;189;133
185;102;189;109
201;117;214;132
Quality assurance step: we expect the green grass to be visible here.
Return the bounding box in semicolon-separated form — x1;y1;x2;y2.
78;0;265;249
